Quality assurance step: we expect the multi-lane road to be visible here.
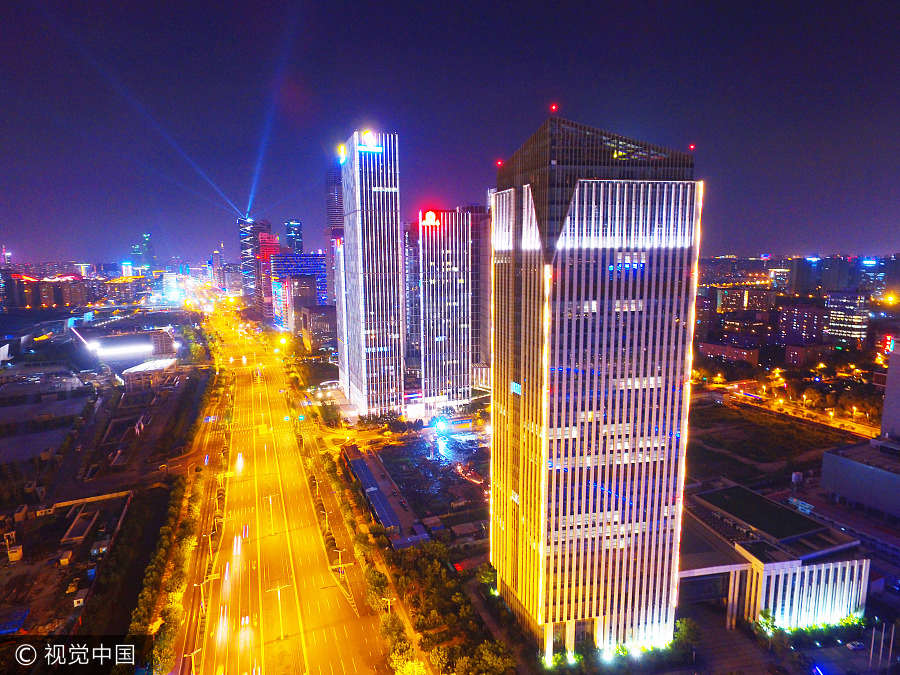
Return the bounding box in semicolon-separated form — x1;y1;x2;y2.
177;314;383;674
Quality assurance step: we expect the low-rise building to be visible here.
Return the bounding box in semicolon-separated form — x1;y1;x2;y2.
683;485;869;630
785;343;832;367
121;358;177;392
822;352;900;518
698;342;760;366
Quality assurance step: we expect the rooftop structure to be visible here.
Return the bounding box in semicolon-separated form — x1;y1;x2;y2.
687;485;869;629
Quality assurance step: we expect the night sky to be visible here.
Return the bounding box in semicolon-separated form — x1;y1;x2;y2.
2;1;898;263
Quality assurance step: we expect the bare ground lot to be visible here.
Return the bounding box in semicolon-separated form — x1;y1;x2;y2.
687;400;860;482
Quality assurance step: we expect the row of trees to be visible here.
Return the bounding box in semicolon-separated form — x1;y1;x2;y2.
753;610;868;656
781;380;883;422
379;542;515;674
126;477;187;635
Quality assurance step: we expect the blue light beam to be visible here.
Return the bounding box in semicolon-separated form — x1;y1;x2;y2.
33;2;243;217
244;9;300;217
135;161;240;216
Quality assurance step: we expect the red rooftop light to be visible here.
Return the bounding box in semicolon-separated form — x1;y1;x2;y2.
549;103;559;113
495;159;504;167
688;143;696;151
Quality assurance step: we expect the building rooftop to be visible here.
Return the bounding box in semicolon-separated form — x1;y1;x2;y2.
698;485;821;540
827;439;900;476
679;511;749;576
122;358;176;374
690;485;860;565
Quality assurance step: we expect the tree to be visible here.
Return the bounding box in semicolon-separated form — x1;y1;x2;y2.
473;641;515;673
801;387;824;408
674;617;701;649
380;612;404;642
394;660;426;675
476;562;496;587
429;646;449;674
772;628;791;655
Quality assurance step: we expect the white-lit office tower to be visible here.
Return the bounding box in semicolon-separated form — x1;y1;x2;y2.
418;209;472;416
336;130;404;415
490;117;702;660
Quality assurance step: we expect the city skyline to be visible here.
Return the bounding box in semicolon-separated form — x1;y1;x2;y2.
2;2;898;262
1;3;898;673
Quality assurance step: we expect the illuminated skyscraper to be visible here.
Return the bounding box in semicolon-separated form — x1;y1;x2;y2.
490;117;701;660
337;129;404;415
285;220;303;255
211;248;225;288
238;217;271;298
418;209;472;416
326;164;344;302
255;232;281;318
824;292;869;346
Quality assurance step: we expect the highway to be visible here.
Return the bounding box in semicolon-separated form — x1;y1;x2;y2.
179;310;383;675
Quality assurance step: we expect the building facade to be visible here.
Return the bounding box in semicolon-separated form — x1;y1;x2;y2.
238;218;271;298
464;204;491;368
297;251;328;305
337;129;405;415
490;117;701;659
404;222;421;361
686;486;869;631
418;209;472;416
777;303;829;345
825;292;868;346
326;164;344;303
255;232;281;318
284;220;303;255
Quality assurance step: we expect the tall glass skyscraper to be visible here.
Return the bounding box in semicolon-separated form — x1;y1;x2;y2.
489;117;702;660
326;164;344;302
336;129;404;415
418;209;472;416
284;220;303;254
404;222;420;360
238;217;271;298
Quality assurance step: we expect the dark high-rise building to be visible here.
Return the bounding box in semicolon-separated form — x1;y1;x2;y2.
788;257;821;295
490;117;700;660
130;233;156;274
238;218;271;298
460;203;490;367
326;164;344;303
403;222;420;360
821;256;859;292
284;220;303;255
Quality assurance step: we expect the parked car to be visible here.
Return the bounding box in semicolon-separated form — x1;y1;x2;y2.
846;640;866;651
